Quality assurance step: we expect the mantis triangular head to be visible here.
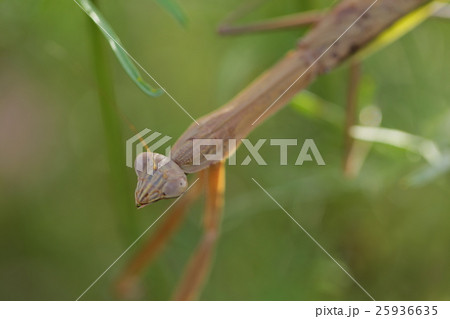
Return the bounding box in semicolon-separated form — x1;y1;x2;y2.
134;152;188;208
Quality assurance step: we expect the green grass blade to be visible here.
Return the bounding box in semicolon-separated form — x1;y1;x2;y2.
355;1;447;60
155;0;187;26
290;91;344;127
77;0;163;97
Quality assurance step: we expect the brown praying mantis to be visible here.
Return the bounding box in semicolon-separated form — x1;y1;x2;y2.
115;0;441;300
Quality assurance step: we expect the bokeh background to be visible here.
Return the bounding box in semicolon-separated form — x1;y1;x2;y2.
1;0;450;300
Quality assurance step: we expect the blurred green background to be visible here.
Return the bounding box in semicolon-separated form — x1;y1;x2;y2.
1;0;450;300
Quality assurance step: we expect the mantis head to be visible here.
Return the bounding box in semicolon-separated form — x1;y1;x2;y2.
134;152;188;208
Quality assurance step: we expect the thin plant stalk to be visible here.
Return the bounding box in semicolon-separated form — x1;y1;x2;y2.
89;0;137;242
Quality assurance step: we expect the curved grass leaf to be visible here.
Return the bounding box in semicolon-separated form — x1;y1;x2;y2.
77;0;163;97
406;153;450;186
350;126;442;164
155;0;187;26
350;126;450;186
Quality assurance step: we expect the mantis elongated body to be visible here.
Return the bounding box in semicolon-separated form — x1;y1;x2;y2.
135;0;430;207
122;0;432;300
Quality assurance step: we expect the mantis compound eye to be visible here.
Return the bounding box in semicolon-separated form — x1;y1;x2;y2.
134;152;188;208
